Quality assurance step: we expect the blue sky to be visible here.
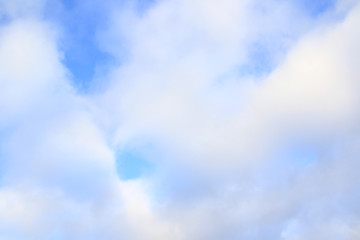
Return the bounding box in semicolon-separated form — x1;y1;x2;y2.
0;0;360;239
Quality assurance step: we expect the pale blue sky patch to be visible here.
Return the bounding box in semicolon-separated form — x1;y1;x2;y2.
290;0;336;17
116;144;156;180
43;0;117;92
0;13;10;26
281;143;318;169
237;42;274;79
41;0;159;93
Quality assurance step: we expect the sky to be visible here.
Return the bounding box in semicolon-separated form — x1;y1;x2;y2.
0;0;360;239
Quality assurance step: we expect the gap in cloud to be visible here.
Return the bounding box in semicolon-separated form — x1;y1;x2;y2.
60;0;76;9
62;39;115;93
281;143;318;169
43;0;117;93
235;38;290;82
116;143;156;180
237;42;275;79
0;13;11;26
289;0;336;17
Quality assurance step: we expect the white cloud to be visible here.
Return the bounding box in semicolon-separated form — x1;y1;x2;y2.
100;0;360;172
0;19;69;125
98;0;360;239
0;0;360;239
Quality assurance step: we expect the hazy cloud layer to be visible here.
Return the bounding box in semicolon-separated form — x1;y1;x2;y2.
0;0;360;239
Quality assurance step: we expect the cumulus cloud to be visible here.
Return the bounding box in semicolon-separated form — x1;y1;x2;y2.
0;0;360;239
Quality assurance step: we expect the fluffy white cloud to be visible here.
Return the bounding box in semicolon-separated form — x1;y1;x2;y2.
0;19;69;125
99;0;360;239
101;0;360;172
